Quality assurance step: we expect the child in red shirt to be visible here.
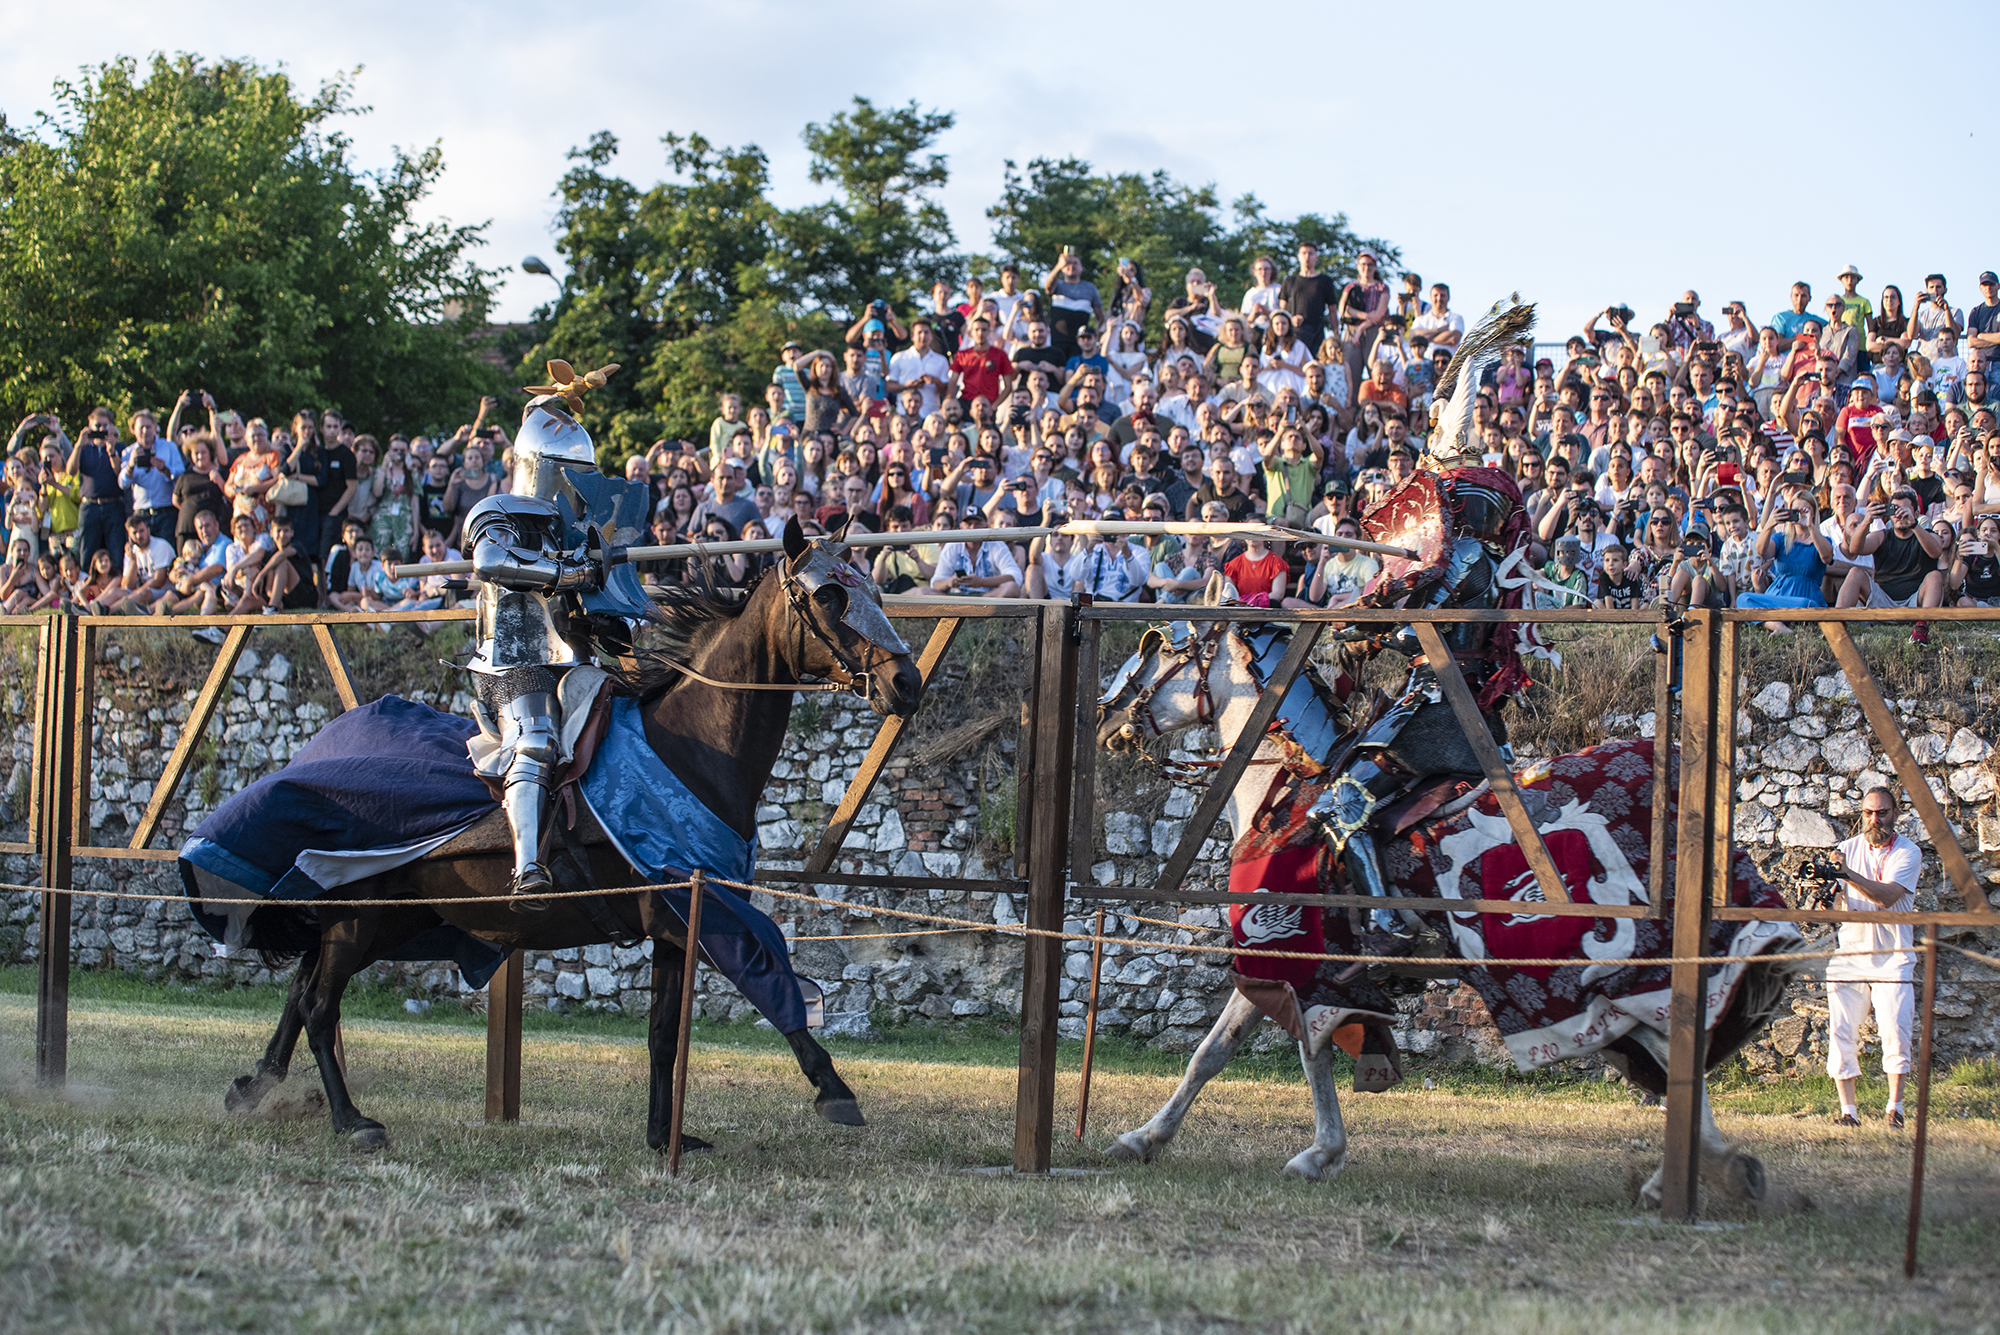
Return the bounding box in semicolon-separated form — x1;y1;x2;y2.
1224;537;1289;602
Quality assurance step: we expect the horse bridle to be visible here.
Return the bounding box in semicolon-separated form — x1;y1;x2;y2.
1107;620;1310;786
656;551;896;698
779;561;884;699
1105;620;1226;739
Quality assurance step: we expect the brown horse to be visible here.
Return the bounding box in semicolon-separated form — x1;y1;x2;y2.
221;520;922;1150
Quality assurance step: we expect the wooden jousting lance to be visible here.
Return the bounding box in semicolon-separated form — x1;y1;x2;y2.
387;521;1420;579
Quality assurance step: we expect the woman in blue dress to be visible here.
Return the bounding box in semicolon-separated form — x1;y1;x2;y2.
1737;472;1835;634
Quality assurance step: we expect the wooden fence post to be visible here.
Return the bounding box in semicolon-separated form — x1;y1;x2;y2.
38;615;94;1086
484;950;523;1123
1660;607;1717;1222
1014;604;1076;1173
35;613;82;1087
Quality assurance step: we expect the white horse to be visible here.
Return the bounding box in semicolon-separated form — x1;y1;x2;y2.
1093;596;1787;1206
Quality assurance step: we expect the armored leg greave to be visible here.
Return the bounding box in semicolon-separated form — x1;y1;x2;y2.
1307;755;1417;938
498;690;558;894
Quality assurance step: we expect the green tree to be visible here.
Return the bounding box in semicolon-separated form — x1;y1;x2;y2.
518;130;833;455
529;101;960;459
772;98;960;318
985;157;1398;346
0;54;503;434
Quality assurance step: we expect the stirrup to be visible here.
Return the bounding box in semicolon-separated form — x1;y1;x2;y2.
510;862;554;904
1335;927;1418;984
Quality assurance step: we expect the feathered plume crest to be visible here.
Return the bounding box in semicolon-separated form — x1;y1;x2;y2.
1425;297;1535;468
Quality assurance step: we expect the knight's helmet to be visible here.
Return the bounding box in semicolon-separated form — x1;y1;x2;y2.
510;360;620;499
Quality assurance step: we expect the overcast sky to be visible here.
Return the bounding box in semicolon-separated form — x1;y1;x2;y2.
6;0;1996;349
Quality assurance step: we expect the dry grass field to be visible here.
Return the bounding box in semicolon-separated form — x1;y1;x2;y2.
1;979;1996;1335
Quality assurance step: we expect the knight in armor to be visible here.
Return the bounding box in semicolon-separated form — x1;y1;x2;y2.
466;362;654;896
1308;304;1538;948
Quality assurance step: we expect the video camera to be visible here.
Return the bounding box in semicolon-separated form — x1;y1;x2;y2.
1798;859;1847;911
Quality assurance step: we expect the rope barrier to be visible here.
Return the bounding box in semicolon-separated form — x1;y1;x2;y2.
6;872;1991;971
702;875;1888;969
1942;942;2000;971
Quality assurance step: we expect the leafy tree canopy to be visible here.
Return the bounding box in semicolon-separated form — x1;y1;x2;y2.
0;54;504;434
521;98;959;459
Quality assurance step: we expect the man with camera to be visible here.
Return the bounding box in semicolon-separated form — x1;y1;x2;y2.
65;416;125;563
1807;786;1920;1128
119;421;178;545
1665;291;1715;350
844;298;907;351
1912;274;1963;360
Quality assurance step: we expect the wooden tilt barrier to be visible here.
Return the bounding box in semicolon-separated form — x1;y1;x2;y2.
10;598;1994;1233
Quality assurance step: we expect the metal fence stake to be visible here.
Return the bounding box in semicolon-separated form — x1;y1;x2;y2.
1904;926;1940;1279
668;870;707;1176
1075;906;1107;1141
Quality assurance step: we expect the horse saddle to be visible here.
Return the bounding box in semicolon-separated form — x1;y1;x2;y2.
423;796;641;945
422;801;615;860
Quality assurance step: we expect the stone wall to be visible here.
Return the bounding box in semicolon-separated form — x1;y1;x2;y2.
1;632;1996;1073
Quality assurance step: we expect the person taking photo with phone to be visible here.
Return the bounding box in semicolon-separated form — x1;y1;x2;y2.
1737;472;1835;633
1835;485;1947;643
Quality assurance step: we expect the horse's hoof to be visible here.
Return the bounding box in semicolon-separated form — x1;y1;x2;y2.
816;1097;866;1127
1283;1148;1345;1181
1731;1152;1768;1201
224;1073;268;1114
349;1123;389;1152
1104;1132;1149;1164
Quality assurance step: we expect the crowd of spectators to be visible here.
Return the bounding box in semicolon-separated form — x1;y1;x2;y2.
2;395;500;638
13;253;1999;641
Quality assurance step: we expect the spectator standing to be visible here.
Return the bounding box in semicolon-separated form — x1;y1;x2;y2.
1966;271;2000;361
67;419;123;562
225;419;285;529
889;320;952;418
284;412;325;565
315;421;359;564
1279;241;1338;355
1411;283;1464;351
1771;282;1825;352
124;409;185;479
441;441;499;549
368;438;416;558
1911;274;1963;358
1042;248;1104;363
801;353;855;437
170;436;228;550
1239;255;1282;339
772;342;809;425
1823;786;1921;1129
1338;252;1390;398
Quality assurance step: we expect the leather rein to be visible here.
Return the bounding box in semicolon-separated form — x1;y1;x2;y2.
655;564;883;697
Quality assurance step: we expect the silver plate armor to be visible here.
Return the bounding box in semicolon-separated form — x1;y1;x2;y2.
468;388;627;893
